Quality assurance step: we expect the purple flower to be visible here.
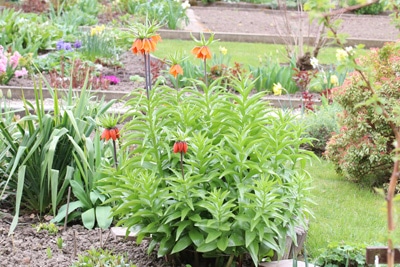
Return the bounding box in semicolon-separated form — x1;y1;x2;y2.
56;40;74;51
64;43;72;51
56;40;65;50
104;75;120;85
74;40;82;49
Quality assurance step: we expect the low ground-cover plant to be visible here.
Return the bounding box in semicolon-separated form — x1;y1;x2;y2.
71;248;136;267
100;76;315;266
314;242;367;267
325;42;400;186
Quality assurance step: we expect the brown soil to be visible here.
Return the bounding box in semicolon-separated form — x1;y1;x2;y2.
190;6;399;40
1;5;399;267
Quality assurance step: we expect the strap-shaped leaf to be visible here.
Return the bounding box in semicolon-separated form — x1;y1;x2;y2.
82;208;95;229
96;206;113;229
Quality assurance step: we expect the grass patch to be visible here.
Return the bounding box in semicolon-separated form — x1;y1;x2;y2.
305;159;397;260
154;39;368;68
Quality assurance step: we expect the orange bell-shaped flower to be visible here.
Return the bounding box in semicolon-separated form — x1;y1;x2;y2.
169;64;184;78
191;46;212;60
101;127;120;141
173;141;188;154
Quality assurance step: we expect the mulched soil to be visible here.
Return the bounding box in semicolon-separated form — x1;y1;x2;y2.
1;4;399;267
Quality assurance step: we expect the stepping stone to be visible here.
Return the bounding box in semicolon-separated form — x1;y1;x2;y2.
259;259;315;267
110;227;139;241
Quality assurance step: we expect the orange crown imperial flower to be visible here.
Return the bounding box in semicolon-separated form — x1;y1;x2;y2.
130;21;162;55
191;46;212;60
190;32;217;60
173;141;188;154
169;64;184;78
101;127;120;141
99;113;120;141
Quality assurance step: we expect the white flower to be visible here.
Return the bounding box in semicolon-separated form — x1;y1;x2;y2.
182;1;190;9
345;46;354;54
310;57;319;69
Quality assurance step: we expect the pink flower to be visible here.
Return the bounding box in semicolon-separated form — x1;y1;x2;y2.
15;68;27;78
0;63;6;73
10;51;21;69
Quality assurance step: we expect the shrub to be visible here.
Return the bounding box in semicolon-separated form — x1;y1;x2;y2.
351;1;384;15
302;99;341;155
325;42;400;186
100;76;315;266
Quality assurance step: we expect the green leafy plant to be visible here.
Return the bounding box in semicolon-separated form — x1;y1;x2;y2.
249;57;298;93
0;76;114;234
79;25;119;62
71;248;136;267
52;129;114;229
34;222;59;235
325;42;400;186
100;76;315;266
130;0;189;30
57;236;64;249
351;0;384;15
301;99;342;155
0;8;63;55
314;242;367;267
46;247;53;259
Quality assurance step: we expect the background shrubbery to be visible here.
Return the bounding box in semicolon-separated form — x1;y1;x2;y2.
325;41;400;186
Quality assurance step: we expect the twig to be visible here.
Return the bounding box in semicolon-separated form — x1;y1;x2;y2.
64;186;71;232
73;230;77;258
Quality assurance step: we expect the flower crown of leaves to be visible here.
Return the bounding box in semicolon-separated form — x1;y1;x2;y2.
167;50;189;66
190;32;217;46
129;20;163;39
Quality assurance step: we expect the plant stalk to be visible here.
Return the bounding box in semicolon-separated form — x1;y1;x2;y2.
225;254;234;267
63;186;71;232
180;151;184;179
203;58;208;87
112;139;118;169
144;53;151;99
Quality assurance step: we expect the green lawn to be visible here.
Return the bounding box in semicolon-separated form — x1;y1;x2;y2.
305;159;395;259
153;39;368;68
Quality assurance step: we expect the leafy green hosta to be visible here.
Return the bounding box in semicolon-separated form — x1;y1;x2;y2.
100;76;315;266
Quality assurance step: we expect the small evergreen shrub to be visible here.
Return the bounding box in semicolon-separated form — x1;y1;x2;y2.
325;41;400;186
302;100;341;155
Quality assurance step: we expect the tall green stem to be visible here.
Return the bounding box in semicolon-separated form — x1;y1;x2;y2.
180;151;184;180
203;58;208;87
112;139;118;169
144;52;151;99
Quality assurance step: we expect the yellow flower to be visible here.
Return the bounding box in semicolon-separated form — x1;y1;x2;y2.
330;75;339;86
273;83;283;96
219;46;227;55
91;25;105;36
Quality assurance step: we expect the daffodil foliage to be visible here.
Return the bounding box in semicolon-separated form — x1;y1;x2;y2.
100;77;316;266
